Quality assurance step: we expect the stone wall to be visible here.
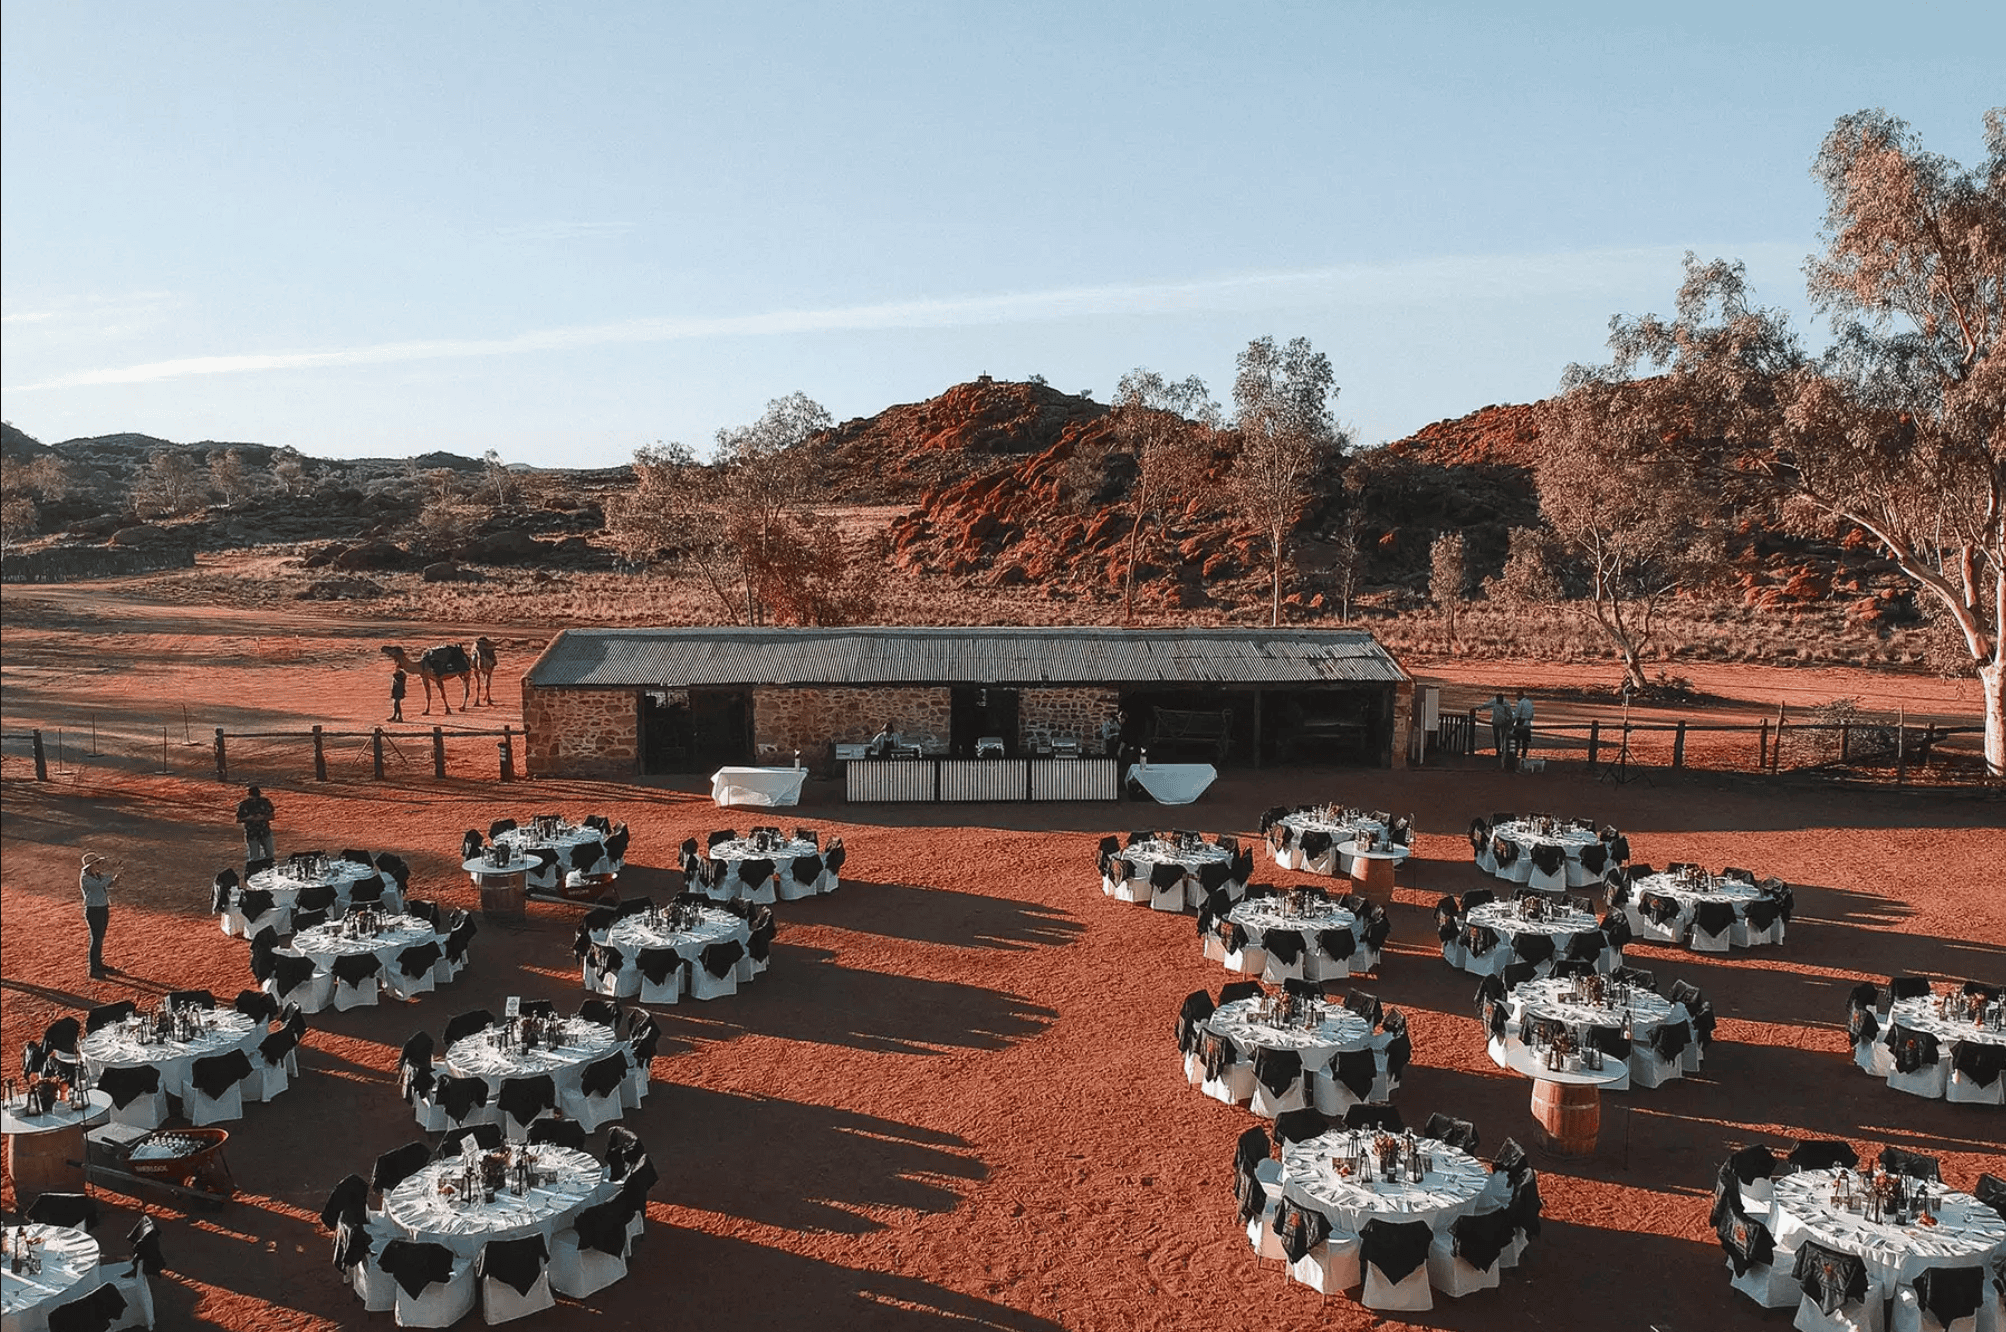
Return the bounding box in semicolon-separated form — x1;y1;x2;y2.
752;686;952;761
1019;687;1120;749
1;543;195;583
1391;679;1413;770
521;683;638;778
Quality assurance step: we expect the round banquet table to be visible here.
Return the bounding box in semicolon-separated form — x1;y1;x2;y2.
1767;1169;2006;1302
1488;820;1602;888
1626;872;1766;943
462;855;532;919
79;1010;260;1099
1123;839;1231;874
1;1224;103;1332
1883;996;2006;1054
496;824;607;864
603;906;751;966
1457;901;1608;978
1201;997;1374;1074
1501;1043;1629;1156
248;857;383;909
1272;813;1385;876
1506;976;1679;1042
705;837;825;900
444;1017;626;1102
1280;1132;1491;1237
288;914;442;973
2;1091;111;1201
379;1144;616;1259
1226;898;1358;949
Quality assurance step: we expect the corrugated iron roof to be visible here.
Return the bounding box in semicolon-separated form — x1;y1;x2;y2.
526;627;1407;688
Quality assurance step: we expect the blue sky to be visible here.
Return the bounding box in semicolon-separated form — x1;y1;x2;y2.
4;2;1999;467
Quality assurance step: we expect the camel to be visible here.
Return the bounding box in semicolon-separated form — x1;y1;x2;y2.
472;636;498;707
380;644;473;715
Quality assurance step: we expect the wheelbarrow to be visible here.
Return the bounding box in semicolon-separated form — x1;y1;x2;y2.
84;1125;235;1208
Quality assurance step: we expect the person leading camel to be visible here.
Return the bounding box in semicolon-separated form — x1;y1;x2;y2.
390;668;407;723
379;644;472;715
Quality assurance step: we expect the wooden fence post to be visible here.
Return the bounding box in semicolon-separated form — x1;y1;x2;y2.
214;727;227;781
433;727;447;778
312;725;327;781
499;726;515;783
32;730;47;781
1839;723;1850;765
1673;720;1687;769
373;728;386;780
1895;709;1906;785
1758;719;1769;771
1772;704;1786;773
1587;720;1600;768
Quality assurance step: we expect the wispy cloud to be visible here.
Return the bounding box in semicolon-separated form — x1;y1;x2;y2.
491;221;636;242
1;291;178;338
5;244;1800;393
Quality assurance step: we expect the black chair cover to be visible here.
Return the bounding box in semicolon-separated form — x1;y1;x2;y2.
1888;975;1932;1001
1725;1145;1776;1186
1315;927;1356;962
477;1235;549;1297
1877;1145;1942;1181
1298;829;1333;861
165;990;216;1012
26;1192;99;1231
1576;843;1608;876
1692;900;1737;939
1359;1217;1433;1284
579;1053;629;1100
1175;992;1215;1055
1272;1107;1328;1148
1491;1138;1528;1184
96;1064;161;1111
236;987;282;1026
330;953;381;988
436;1123;505;1159
1600;911;1634;952
1716;1211;1776;1277
1343;990;1382;1027
371;1140;431;1195
1648;1020;1691;1061
1585;1025;1631;1060
1788;1140;1859;1172
701;939;746;978
396;942;442;979
1639;893;1681;927
46;1283;127;1332
498;1075;556;1126
1952;1040;2005;1087
1793;1241;1869;1317
571;1199;630;1257
380;1239;457;1299
1465;924;1500;959
1450;1207;1516;1273
443;1009;497;1047
1381;1033;1412;1081
1743;897;1783;932
1263;931;1306;967
1422;1113;1479;1153
190;1049;252;1100
259;1027;299;1069
1276;1199;1332;1264
435;1075;490;1124
1343;1104;1404;1133
1913;1266;1986;1328
1972;1173;2006;1221
1252;1046;1303;1098
1217;980;1262;1007
1333;1049;1378;1101
1500;961;1538;992
1529;843;1566;877
528;1117;587;1151
86;1001;138;1034
1510;1173;1543;1241
1887;1024;1941;1073
736;858;775;890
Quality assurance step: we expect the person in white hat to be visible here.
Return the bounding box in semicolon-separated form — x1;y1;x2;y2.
80;853;121;978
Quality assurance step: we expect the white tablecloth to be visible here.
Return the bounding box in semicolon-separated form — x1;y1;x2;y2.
1126;763;1216;805
605;908;751;967
1884;996;2006;1052
1628;873;1765;935
711;767;806;807
1489;820;1601;886
289;915;442;972
79;1011;260;1099
0;1090;111;1138
1122;840;1231;872
495;825;611;883
1272;813;1385;874
1457;902;1605;977
1508;976;1677;1036
1768;1169;2006;1299
1;1225;101;1332
247;858;382;906
380;1145;616;1259
445;1019;625;1100
1281;1134;1491;1236
707;837;823;899
1227;898;1358;949
1202;997;1374;1073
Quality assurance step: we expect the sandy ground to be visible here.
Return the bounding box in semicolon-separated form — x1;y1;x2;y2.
2;582;2003;1331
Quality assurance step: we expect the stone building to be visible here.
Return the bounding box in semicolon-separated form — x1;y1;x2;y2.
520;626;1411;780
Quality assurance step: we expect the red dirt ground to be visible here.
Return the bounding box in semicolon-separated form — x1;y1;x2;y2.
2;589;2002;1331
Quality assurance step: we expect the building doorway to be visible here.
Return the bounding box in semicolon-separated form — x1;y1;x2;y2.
640;690;694;774
949;686;1020;757
690;688;751;769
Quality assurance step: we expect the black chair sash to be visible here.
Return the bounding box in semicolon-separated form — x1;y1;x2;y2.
1585;1025;1631;1060
437;1124;504;1159
1297;829;1333;860
1743;897;1782;932
1793;1241;1869;1316
1510;1173;1543;1240
1490;1137;1528;1184
435;1075;490;1124
166;990;215;1012
1343;1104;1404;1133
371;1140;431;1194
1510;931;1556;968
1252;1046;1303;1098
86;1002;138;1034
1952;1040;2005;1087
259;1026;299;1069
1639;893;1681;927
477;1234;549;1297
1271;1107;1328;1149
396;942;442;979
46;1283;126;1332
443;1009;496;1047
1465;924;1500;958
1421;1113;1480;1153
1276;1200;1332;1264
1450;1207;1516;1273
1889;975;1932;1002
1878;1145;1942;1181
1692;900;1737;939
701;939;746;978
571;1199;630;1258
1263;931;1306;966
1359;1217;1433;1284
1491;837;1519;868
190;1049;252;1100
1529;843;1566;877
1788;1140;1859;1172
579;1053;629;1100
1198;1033;1237;1083
498;1075;556;1126
1725;1145;1776;1186
321;1173;368;1232
528;1117;587;1152
1217;980;1261;1007
1887;1024;1941;1073
636;948;686;988
735;858;775;889
1344;991;1382;1027
1332;1049;1377;1101
1648;1020;1691;1061
1576;842;1608;876
26;1193;99;1231
380;1239;457;1299
96;1063;161;1110
1913;1265;1986;1327
1175;992;1215;1055
331;953;381;987
1716;1211;1776;1276
267;951;317;997
1973;1172;2006;1222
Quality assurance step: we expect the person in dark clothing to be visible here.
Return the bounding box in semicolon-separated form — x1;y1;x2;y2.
236;785;276;865
390;669;407;723
80;853;120;977
1488;693;1514;769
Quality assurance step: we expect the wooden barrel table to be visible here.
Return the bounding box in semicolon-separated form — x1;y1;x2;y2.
1529;1077;1601;1156
463;856;529;921
2;1091;109;1198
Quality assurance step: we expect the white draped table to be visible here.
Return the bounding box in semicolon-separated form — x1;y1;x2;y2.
1281;1133;1491;1237
1126;762;1216;805
705;836;827;900
1626;872;1771;947
380;1144;617;1259
78;1011;259;1099
1;1224;102;1332
1456;902;1608;978
1271;813;1385;876
710;766;806;808
604;908;750;967
1202;997;1374;1073
1105;838;1235;911
444;1018;626;1103
1767;1169;2006;1302
1487;820;1603;889
289;915;442;973
247;858;385;910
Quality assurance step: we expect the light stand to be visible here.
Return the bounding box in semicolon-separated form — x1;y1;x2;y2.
1598;683;1650;787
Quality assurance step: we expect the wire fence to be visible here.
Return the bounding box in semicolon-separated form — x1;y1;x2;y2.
1;722;521;786
1429;705;1991;787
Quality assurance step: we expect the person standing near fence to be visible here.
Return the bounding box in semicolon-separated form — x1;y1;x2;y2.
1514;690;1535;764
236;784;276;866
80;853;120;978
1488;693;1514;769
390;669;407;723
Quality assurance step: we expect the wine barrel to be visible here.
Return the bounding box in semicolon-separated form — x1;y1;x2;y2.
1529;1079;1600;1156
6;1122;86;1197
477;873;526;920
